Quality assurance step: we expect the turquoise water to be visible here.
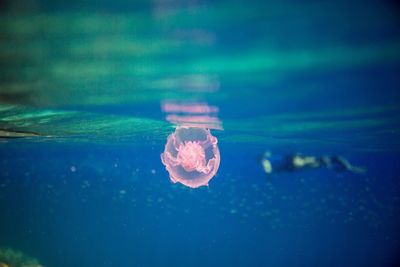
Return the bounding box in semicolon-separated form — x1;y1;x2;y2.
1;1;400;266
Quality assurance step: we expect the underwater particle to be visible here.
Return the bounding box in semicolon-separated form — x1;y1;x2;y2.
161;127;220;188
230;209;238;214
151;169;156;174
70;165;76;172
81;180;90;189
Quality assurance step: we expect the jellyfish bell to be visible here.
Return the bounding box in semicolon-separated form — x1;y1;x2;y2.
161;126;220;188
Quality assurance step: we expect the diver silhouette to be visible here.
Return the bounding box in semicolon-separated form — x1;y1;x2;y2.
261;152;365;174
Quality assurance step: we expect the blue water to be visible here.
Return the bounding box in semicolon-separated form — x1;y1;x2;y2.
1;0;400;266
1;142;400;266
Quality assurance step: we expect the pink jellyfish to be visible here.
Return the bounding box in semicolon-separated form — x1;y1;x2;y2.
161;126;220;188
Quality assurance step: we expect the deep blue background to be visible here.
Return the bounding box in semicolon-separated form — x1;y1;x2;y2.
1;140;400;267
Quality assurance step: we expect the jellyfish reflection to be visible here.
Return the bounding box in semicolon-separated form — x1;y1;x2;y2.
161;101;221;188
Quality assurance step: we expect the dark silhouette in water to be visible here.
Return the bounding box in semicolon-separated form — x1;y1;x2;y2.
261;152;366;174
0;129;41;138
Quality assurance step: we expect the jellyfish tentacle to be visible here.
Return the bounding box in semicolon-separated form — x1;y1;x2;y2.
199;132;217;150
194;157;208;173
206;158;216;173
195;157;215;174
163;151;180;166
172;135;181;152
